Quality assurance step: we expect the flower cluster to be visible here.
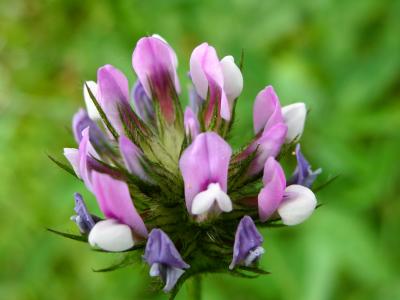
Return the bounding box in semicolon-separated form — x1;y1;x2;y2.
54;34;322;296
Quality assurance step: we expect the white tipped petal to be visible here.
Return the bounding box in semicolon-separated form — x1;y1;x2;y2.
191;183;232;215
220;55;243;103
282;102;306;143
63;148;80;178
88;219;134;252
83;81;101;120
278;184;317;226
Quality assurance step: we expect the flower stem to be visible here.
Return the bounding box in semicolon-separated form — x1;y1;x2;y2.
187;275;202;300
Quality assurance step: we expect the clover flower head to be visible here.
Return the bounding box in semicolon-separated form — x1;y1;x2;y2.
50;34;325;297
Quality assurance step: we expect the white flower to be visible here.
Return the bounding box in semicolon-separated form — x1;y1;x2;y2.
83;81;101;120
278;184;317;225
220;55;243;104
282;102;306;143
88;219;134;252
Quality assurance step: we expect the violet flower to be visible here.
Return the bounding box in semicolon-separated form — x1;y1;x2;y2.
179;132;232;221
131;80;154;124
144;229;190;292
247;86;288;176
190;43;230;125
132;35;180;123
230;216;264;269
70;193;96;234
288;144;322;188
258;157;286;222
53;34;324;296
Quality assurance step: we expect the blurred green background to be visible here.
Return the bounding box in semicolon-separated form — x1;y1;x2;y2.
1;0;400;299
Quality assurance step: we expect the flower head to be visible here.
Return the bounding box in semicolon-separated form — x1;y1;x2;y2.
51;34;324;297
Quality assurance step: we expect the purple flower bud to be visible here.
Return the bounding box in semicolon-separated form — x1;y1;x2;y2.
97;64;130;135
143;229;190;292
288;144;321;188
132;36;180;123
179;132;232;219
184;107;200;140
119;135;151;182
71;193;96;233
131;80;154;123
91;171;148;238
258;157;286;222
72;109;108;151
230;216;264;269
190;43;230;126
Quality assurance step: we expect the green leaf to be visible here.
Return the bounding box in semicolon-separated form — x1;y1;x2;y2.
47;154;79;179
47;228;87;242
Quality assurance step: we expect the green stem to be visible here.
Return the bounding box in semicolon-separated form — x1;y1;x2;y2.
187;275;202;300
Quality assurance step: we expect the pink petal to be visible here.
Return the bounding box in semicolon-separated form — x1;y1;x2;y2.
258;157;286;222
91;171;148;238
179;132;232;212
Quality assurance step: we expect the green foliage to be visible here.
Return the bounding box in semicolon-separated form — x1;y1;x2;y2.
1;0;400;299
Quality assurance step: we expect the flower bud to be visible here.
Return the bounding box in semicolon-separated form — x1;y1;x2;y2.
278;184;317;225
220;55;243;104
282;102;307;143
88;219;134;252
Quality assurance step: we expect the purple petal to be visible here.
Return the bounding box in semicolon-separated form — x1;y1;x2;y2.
131;80;154;123
288;144;321;188
71;193;96;233
184;107;200;140
91;171;148;238
132;36;180;123
119;135;150;182
230;216;264;269
258;157;286;222
144;229;189;269
72;108;108;152
189;43;230;124
248;123;288;176
179;132;232;212
253;86;284;135
97;64;130;134
78;127;97;190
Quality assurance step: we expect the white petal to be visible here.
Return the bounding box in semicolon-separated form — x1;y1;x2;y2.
215;190;233;212
282;102;306;143
220;55;243;103
63;148;80;178
191;189;217;215
191;183;232;215
88;219;134;252
83;81;101;120
278;185;317;226
149;263;161;277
